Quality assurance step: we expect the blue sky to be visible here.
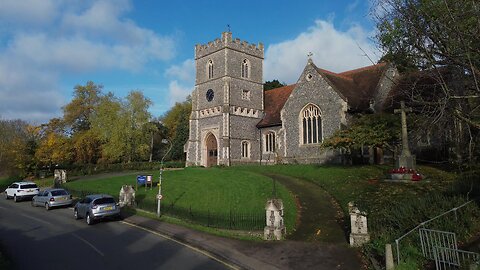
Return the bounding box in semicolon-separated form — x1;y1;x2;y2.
0;0;381;124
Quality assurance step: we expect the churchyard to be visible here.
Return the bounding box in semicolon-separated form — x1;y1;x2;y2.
4;164;480;269
50;165;480;269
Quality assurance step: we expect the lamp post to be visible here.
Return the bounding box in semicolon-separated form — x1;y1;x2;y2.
157;139;173;217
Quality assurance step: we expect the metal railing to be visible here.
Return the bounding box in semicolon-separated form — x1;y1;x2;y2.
434;247;480;270
394;200;475;265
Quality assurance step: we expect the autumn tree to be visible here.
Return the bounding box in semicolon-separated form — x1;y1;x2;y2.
0;119;38;177
63;81;102;133
374;0;480;162
35;118;73;168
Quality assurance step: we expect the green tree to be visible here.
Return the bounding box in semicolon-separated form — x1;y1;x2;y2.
91;91;155;163
161;97;192;161
322;114;400;155
63;81;102;133
264;80;286;91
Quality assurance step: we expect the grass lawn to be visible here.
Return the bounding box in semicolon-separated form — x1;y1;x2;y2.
63;167;297;231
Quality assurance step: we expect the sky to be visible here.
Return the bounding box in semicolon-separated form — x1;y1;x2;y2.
0;0;381;124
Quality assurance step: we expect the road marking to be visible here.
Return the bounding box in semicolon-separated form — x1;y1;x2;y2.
20;214;53;226
120;221;239;270
0;206;7;210
72;233;105;257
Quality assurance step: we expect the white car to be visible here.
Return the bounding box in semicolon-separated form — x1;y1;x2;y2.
4;181;40;202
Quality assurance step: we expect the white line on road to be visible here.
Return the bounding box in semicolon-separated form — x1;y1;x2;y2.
72;233;105;257
0;206;7;210
120;221;239;270
20;214;53;226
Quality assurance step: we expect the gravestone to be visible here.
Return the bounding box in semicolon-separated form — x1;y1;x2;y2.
264;199;286;240
54;169;67;184
119;185;136;207
349;202;370;247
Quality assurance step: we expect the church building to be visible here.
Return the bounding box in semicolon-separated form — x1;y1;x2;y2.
185;32;398;167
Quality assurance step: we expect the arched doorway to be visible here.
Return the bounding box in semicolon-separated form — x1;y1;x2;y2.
205;133;218;167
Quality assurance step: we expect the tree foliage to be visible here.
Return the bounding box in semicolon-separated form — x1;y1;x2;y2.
63;81;102;133
264;80;286;91
161;97;192;161
374;0;480;162
322;114;400;151
0;119;37;177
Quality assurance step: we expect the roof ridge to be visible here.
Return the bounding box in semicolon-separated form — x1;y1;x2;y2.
265;83;296;92
315;67;353;81
339;62;387;76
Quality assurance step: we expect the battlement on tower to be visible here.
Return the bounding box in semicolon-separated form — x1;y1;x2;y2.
195;32;264;59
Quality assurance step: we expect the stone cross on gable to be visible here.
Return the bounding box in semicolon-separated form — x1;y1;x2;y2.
394;101;412;156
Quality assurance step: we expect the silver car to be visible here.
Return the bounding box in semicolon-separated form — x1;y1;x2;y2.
73;194;121;225
31;188;73;210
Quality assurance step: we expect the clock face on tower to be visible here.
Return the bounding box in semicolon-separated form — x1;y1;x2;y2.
206;89;214;102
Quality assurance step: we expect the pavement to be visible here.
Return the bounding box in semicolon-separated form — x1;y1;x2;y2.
121;213;363;270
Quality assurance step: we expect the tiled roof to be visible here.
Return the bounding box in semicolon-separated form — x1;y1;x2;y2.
257;62;389;128
316;62;388;111
256;84;295;128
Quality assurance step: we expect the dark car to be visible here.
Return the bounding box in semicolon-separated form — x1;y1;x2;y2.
74;194;121;225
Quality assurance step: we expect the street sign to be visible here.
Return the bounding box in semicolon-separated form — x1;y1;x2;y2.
156;194;163;200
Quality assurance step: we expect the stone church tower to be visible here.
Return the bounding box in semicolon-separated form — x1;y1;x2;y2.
186;32;264;166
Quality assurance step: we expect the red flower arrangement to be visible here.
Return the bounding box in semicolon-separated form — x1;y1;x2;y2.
388;166;423;181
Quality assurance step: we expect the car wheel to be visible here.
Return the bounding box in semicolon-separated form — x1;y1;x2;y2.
13;195;18;202
45;202;50;211
74;208;80;220
31;199;35;207
86;213;93;225
4;192;8;200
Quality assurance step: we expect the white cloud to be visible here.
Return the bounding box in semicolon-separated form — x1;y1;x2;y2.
165;59;195;105
167;81;192;106
0;0;58;26
264;20;379;84
165;59;195;82
0;0;176;123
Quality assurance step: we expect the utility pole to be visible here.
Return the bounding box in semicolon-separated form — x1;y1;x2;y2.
157;139;173;217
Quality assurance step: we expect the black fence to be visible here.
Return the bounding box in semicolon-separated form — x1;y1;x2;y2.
64;186;266;231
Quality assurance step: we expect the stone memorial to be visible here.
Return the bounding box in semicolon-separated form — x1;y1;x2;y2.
54;169;67;184
394;101;416;170
264;198;286;240
119;185;136;207
349;202;370;247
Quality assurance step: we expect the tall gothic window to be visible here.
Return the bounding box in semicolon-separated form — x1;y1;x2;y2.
301;104;322;144
241;141;250;158
265;132;276;152
241;59;249;78
207;59;214;79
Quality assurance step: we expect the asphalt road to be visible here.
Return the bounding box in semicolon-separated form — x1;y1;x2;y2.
0;197;230;270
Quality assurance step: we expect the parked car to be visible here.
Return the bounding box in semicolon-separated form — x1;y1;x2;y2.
4;182;40;202
74;194;121;225
31;188;73;210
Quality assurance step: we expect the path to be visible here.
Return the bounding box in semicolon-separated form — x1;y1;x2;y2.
265;174;347;243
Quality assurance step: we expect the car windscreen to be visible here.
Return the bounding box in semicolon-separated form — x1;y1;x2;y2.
20;184;38;189
94;197;115;205
51;190;68;196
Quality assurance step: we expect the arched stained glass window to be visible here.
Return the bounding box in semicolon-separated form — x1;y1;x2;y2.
301;104;322;144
